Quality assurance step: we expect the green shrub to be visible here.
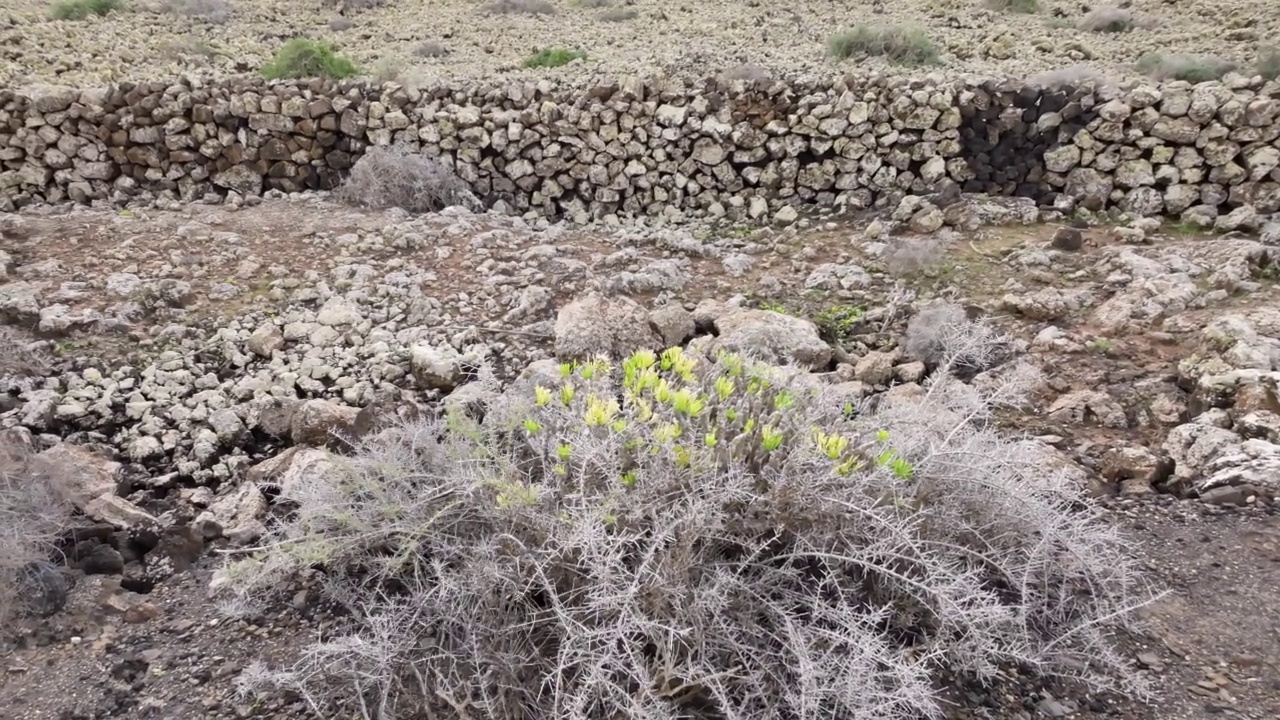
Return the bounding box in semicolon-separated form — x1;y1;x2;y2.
49;0;119;20
814;305;866;345
1086;337;1115;355
523;47;587;68
1259;45;1280;80
222;313;1156;719
1135;53;1235;83
827;25;941;66
165;0;231;22
754;298;791;314
261;38;359;80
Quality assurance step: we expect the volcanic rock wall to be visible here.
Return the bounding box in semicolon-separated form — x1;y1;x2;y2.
1;74;1277;221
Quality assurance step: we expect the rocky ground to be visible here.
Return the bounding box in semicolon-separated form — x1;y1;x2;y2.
2;193;1280;719
1;0;1276;89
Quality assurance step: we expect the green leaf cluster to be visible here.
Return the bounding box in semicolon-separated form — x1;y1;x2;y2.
512;347;915;504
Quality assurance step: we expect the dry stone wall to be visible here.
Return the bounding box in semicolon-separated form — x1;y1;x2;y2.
1;74;1278;223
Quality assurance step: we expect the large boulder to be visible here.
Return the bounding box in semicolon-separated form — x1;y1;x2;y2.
695;302;833;371
290;399;361;449
554;293;662;361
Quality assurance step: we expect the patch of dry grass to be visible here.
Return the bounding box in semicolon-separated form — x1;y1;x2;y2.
883;236;946;277
1078;6;1134;33
413;40;449;57
370;56;414;85
827;24;941;66
1135;53;1235;83
164;0;232;23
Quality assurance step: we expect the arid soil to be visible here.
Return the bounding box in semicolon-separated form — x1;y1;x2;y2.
1;194;1279;718
1;0;1276;88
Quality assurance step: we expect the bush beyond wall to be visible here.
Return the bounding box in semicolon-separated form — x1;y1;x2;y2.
1;73;1277;221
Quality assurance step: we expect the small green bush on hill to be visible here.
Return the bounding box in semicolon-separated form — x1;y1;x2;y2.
49;0;119;20
261;39;359;80
523;47;587;68
827;25;941;66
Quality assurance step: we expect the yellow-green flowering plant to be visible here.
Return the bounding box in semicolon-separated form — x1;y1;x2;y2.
215;305;1153;720
500;346;918;500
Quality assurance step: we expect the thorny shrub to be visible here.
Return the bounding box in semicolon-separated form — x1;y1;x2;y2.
336;146;480;214
224;305;1155;720
482;0;556;15
882;235;945;277
0;434;73;626
413;40;448;58
903;301;1014;375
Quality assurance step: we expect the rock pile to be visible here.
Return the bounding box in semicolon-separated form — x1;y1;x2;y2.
1;74;1276;222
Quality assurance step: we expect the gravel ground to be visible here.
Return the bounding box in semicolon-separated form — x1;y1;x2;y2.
1;0;1276;89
